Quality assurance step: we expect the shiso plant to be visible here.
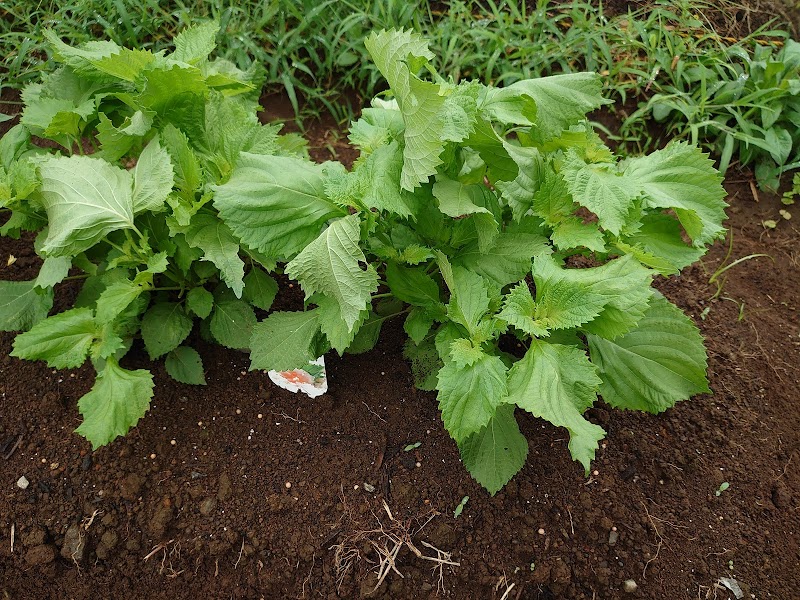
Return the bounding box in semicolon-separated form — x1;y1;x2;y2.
1;26;727;494
0;23;306;448
216;30;727;493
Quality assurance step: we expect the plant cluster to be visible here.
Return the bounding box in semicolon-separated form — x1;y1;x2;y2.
0;23;305;448
1;27;727;493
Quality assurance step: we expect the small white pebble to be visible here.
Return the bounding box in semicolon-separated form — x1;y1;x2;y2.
16;476;29;490
380;371;385;375
415;462;421;468
40;458;47;464
354;485;359;490
198;421;203;427
150;453;156;460
538;528;545;535
623;579;637;593
593;470;599;476
236;409;242;415
285;482;292;489
257;414;263;419
170;440;177;446
612;526;617;532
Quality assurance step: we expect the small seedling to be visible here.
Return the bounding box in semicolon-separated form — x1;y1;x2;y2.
715;482;730;496
453;496;469;518
403;442;421;452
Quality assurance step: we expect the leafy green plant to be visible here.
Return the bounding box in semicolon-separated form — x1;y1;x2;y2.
0;23;306;447
215;30;728;494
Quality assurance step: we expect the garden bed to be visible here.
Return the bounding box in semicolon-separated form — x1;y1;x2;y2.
1;100;798;598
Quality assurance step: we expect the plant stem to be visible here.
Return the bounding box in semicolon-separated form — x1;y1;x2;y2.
62;274;90;281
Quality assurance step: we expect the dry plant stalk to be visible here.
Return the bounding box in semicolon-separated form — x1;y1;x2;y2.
330;496;459;594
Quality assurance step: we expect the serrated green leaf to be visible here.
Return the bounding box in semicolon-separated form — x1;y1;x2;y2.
347;312;382;354
453;230;550;287
494;143;544;222
165;346;206;385
530;167;574;226
35;155;136;257
385;262;442;310
404;307;434;344
561;154;641;236
136;63;207;114
437;353;508;444
35;256;72;289
171;21;219;65
432;176;493;218
182;212;244;298
11;308;96;368
316;294;368;353
459;404;528;495
508;73;609;141
449;338;486;368
95;278;150;324
141;302;193;359
75;359;154;448
214;153;345;259
161;124;202;198
91;47;156;81
360;142;419;217
91;323;125;360
186;287;213;318
533;254;654;339
551;219;606;252
364;29;445;190
243;267;278;311
0;280;54;331
588;293;710;413
249;310;320;371
507;340;605;473
403;337;441;391
210;297;256;350
498;283;548;337
132;135;174;214
286;214;378;332
623;142;727;246
481;86;537;126
444;266;490;337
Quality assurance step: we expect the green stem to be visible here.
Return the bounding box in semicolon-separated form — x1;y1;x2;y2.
62;274;90;281
151;286;183;292
371;292;393;300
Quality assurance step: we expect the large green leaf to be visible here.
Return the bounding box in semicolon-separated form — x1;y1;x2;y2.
213;153;345;259
459;404;528;495
436;352;508;444
623;142;727;246
171;21;219;65
141;302;193;359
249;310;320;372
0;280;54;331
36;155;136;257
508;73;608;141
242;267;278;311
453;230;549;287
506;340;605;473
432;177;493;218
11;308;96;368
286;214;379;333
132;135;174;214
75;359;154;448
561;154;641;236
182;213;244;298
587;293;710;413
365;29;446;190
385;262;442;310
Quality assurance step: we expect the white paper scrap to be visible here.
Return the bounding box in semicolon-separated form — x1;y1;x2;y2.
268;356;328;398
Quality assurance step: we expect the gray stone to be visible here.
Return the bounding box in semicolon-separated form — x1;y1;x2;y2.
623;579;638;593
60;525;88;564
199;497;217;516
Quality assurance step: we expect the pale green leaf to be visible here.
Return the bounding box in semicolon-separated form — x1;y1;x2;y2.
404;307;435;344
75;359;154;448
141;302;193;359
95;278;150;324
183;213;244;298
444;266;490;337
561;154;641;236
165;346;206;385
249;310;320;371
172;21;219;65
433;177;493;218
453;231;550;286
36;155;135;257
286;214;378;332
587;293;710;413
506;340;605;473
508;73;609;141
35;256;72;289
480;86;537;125
498;283;548;338
0;280;54;331
437;353;508;444
459;404;528;495
11;308;96;368
132;135;174;214
495;144;544;221
623;142;727;246
449;338;486;368
213;153;345;259
551;219;606;252
364;29;445;190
